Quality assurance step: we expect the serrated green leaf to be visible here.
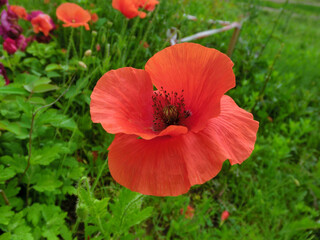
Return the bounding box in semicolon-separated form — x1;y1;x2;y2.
30;145;61;165
0;165;16;183
0;120;29;139
37;109;77;131
26;203;43;226
0;233;11;240
0;155;27;174
0;206;14;225
32;173;63;192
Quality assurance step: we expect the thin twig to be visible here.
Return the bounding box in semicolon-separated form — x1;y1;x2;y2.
0;189;10;205
19;77;75;183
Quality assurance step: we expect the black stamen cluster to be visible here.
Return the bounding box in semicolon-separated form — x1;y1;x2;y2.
152;86;190;132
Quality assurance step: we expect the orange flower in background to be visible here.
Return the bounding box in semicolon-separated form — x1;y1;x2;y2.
31;14;54;36
90;43;259;196
56;3;91;30
112;0;159;19
10;5;28;20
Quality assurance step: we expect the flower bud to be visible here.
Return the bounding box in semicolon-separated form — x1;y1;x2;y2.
92;30;97;36
78;61;87;69
84;49;92;57
221;211;230;222
76;203;89;220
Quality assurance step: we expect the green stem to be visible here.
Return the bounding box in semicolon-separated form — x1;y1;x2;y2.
91;158;108;192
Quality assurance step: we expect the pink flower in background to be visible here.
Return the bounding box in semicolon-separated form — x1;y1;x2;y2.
15;34;28;51
3;37;17;54
3;35;28;54
0;8;22;39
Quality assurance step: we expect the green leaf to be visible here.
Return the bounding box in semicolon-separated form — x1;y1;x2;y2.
37;109;77;131
30;145;62;165
0;233;11;240
0;165;16;183
0;206;14;225
0;86;28;95
26;203;43;226
32;84;59;93
45;64;61;72
32;172;63;192
0;120;29;139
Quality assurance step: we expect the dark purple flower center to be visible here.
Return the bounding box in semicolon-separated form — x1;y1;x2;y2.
152;87;191;132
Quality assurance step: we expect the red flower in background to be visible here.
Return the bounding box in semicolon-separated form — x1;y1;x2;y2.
221;210;230;222
31;13;54;36
180;205;195;219
56;3;91;30
112;0;159;19
90;12;98;23
9;5;28;20
90;43;259;196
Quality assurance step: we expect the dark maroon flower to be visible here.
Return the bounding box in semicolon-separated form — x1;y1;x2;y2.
0;0;8;7
3;37;17;54
15;34;28;51
0;63;10;85
7;23;22;39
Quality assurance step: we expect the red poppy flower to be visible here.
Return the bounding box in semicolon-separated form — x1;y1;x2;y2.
56;3;91;30
9;6;28;20
90;43;259;196
112;0;159;19
31;13;54;36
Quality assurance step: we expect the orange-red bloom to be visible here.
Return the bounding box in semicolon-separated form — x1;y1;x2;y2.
9;6;28;20
56;3;91;30
31;14;54;36
90;12;98;23
112;0;159;19
90;43;259;196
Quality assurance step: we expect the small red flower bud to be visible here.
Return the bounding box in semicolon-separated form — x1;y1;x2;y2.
221;210;230;222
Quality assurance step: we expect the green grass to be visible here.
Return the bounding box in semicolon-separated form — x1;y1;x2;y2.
0;0;319;239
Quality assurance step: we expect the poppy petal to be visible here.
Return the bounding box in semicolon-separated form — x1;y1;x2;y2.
108;131;226;196
145;43;235;133
90;67;157;139
205;95;259;165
